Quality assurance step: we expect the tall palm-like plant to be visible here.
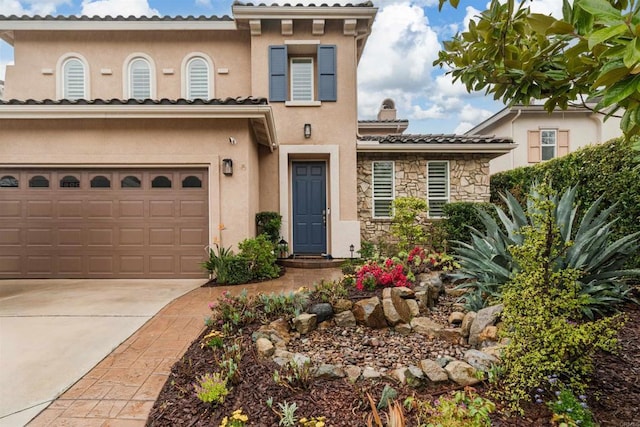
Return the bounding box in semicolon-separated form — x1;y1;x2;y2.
455;184;640;318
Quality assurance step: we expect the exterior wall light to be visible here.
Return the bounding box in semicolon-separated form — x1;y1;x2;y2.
350;244;355;258
304;123;311;139
222;158;233;176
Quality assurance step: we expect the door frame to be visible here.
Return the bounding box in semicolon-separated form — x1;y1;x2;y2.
290;160;328;255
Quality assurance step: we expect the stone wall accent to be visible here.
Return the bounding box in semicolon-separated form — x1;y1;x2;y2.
357;153;492;243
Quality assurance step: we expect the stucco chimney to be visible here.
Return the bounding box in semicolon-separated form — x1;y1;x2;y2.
377;98;397;121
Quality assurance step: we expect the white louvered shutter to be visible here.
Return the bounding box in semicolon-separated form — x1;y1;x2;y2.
63;59;85;100
427;162;449;218
290;58;313;101
372;161;394;218
130;59;151;99
187;58;209;100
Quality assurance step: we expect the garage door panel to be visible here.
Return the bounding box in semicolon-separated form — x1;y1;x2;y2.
0;168;208;278
0;200;21;217
27;200;53;217
59;228;83;246
0;229;21;245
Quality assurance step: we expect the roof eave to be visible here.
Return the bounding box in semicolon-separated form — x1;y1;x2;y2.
0;20;237;32
356;142;517;155
232;5;378;21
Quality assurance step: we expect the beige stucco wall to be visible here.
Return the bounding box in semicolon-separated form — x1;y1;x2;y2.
0;117;266;250
357;153;491;243
487;111;622;174
4;30;251;100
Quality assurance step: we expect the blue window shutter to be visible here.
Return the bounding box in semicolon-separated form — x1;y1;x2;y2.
269;45;287;102
318;45;336;102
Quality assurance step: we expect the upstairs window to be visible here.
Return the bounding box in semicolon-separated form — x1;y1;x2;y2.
128;57;152;99
186;57;210;100
269;44;336;104
541;130;557;161
63;58;86;100
527;129;570;163
427;161;449;218
372;161;394;218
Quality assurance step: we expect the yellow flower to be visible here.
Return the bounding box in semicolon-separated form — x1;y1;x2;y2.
316;422;325;427
219;416;228;427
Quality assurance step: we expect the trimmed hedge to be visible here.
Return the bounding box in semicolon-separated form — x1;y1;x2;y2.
491;137;640;266
441;202;497;245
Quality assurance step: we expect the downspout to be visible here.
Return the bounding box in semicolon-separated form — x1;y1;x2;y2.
588;112;602;144
355;31;370;140
509;109;522;170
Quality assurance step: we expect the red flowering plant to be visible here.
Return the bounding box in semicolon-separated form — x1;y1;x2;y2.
355;258;412;291
406;246;436;275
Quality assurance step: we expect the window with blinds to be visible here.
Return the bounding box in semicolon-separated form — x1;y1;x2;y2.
63;58;85;100
372;161;394;218
427;161;449;218
187;58;209;100
290;58;313;101
129;58;151;99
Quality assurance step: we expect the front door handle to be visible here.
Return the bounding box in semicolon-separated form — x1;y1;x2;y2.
322;209;327;226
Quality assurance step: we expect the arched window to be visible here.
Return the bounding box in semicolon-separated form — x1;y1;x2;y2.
60;175;80;188
186;57;210;100
29;175;50;188
128;58;152;99
63;58;86;100
90;176;111;188
0;175;18;187
182;176;202;188
151;176;172;188
121;176;141;188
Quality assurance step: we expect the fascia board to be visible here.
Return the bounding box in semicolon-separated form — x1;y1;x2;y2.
0;21;237;31
232;6;377;21
356;142;517;154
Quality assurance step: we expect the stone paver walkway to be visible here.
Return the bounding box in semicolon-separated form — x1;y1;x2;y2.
28;267;342;427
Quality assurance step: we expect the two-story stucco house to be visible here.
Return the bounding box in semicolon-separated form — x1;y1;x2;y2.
0;2;514;279
466;103;622;174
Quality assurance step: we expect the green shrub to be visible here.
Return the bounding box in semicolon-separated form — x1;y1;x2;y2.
441;202;497;245
238;234;279;280
202;244;235;283
255;211;282;244
491;136;640;267
411;388;495;426
225;256;253;285
499;184;621;410
391;197;429;251
359;241;376;260
193;372;229;405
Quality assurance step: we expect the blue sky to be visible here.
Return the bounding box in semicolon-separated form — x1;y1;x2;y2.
0;0;561;134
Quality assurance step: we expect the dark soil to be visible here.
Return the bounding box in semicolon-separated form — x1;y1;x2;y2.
147;289;640;426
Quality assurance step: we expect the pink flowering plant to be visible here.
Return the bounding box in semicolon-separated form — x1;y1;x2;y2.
406;246;460;274
355;258;412;291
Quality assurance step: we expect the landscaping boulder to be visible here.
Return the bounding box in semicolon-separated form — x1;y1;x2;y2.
334;310;356;328
406;299;420;317
352;296;387;329
314;364;345;379
437;328;464;345
419;359;449;383
293;313;317;334
479;325;499;347
308;303;333;323
362;367;381;379
469;304;503;347
460;311;476;338
393;286;415;298
394;323;412;336
332;298;353;313
410;317;444;337
382;298;402;326
463;349;499;372
405;365;424;384
448;311;465;326
444;361;482;386
390;288;413;323
344;365;362;382
256;338;275;358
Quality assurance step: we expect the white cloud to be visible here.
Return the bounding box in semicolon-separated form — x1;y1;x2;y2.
0;0;70;15
195;0;211;6
0;0;25;15
463;5;480;30
529;0;565;17
81;0;158;17
453;121;473;134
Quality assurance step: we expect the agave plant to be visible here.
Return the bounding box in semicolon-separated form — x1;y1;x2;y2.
454;183;640;318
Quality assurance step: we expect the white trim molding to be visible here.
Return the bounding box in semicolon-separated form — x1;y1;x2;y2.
181;52;215;100
122;52;157;100
55;52;90;100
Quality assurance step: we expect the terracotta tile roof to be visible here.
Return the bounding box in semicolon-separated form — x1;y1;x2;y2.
0;14;233;21
358;119;409;124
234;1;374;7
0;97;268;106
360;134;513;144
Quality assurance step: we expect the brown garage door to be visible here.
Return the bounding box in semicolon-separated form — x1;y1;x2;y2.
0;169;209;278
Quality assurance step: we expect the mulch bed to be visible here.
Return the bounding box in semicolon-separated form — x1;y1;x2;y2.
146;287;640;426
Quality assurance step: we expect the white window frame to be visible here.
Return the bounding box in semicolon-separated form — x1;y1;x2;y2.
56;53;89;100
427;161;449;219
181;52;214;100
540;129;557;161
290;57;314;102
122;53;156;100
372;160;395;219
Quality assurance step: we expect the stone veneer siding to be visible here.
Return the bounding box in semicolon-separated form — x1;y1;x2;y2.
357;153;492;243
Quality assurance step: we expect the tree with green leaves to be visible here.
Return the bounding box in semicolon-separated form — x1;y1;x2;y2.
435;0;640;145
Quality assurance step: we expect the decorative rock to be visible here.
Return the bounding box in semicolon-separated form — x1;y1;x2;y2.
406;299;420;317
481;345;504;360
332;298;353;313
464;349;500;372
391;367;407;384
437;328;463;345
382;288;393;300
479;325;499;344
461;311;476;338
394;323;412;336
292;353;311;368
352;297;387;329
448;311;465;326
344;365;362;382
390;288;412;323
272;349;294;366
392;286;415;298
410;317;444;337
419;359;449;383
405;365;424;384
469;304;503;347
314;363;345;379
444;361;482;386
334;310;356;328
436;356;455;368
383;298;403;326
256;338;275;358
317;319;335;331
308;303;333;323
362;367;381;379
293;313;317;335
445;287;468;298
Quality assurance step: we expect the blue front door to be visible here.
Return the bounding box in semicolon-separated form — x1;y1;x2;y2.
292;162;327;254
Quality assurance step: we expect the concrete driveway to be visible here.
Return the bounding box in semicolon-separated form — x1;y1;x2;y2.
0;278;205;427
